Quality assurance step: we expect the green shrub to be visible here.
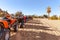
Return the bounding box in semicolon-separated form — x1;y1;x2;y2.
50;15;58;20
43;15;48;18
58;16;60;20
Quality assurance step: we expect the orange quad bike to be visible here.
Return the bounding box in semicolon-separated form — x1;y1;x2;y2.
0;18;10;40
0;17;18;40
10;17;18;32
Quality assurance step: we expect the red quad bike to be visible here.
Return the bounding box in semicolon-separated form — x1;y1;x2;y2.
0;17;18;40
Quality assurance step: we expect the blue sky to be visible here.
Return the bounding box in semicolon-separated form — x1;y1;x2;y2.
0;0;60;16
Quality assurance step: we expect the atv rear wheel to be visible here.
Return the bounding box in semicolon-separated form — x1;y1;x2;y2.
13;25;18;32
5;30;10;40
20;24;23;28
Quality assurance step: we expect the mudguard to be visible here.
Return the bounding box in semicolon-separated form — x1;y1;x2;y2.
0;20;9;29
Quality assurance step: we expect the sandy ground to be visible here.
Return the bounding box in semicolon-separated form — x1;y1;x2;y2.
35;18;60;31
10;18;60;40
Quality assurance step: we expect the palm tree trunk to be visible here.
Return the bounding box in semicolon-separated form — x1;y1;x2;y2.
48;13;50;19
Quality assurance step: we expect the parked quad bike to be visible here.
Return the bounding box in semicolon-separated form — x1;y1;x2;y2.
0;17;18;40
16;17;24;28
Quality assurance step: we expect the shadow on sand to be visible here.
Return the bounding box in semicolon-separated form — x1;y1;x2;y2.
10;19;60;40
24;25;53;31
10;24;60;40
10;30;60;40
27;20;43;24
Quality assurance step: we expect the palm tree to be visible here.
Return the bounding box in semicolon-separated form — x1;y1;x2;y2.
47;6;51;18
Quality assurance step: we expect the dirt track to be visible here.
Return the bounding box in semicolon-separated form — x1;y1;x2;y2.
10;19;60;40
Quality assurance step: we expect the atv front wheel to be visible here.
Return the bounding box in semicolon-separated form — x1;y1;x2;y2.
0;23;5;40
5;30;10;40
0;23;10;40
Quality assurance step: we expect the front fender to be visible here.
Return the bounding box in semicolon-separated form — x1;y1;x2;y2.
0;20;9;29
10;19;16;24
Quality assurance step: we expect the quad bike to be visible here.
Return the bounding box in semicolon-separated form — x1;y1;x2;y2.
0;17;18;40
0;19;10;40
16;16;25;28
